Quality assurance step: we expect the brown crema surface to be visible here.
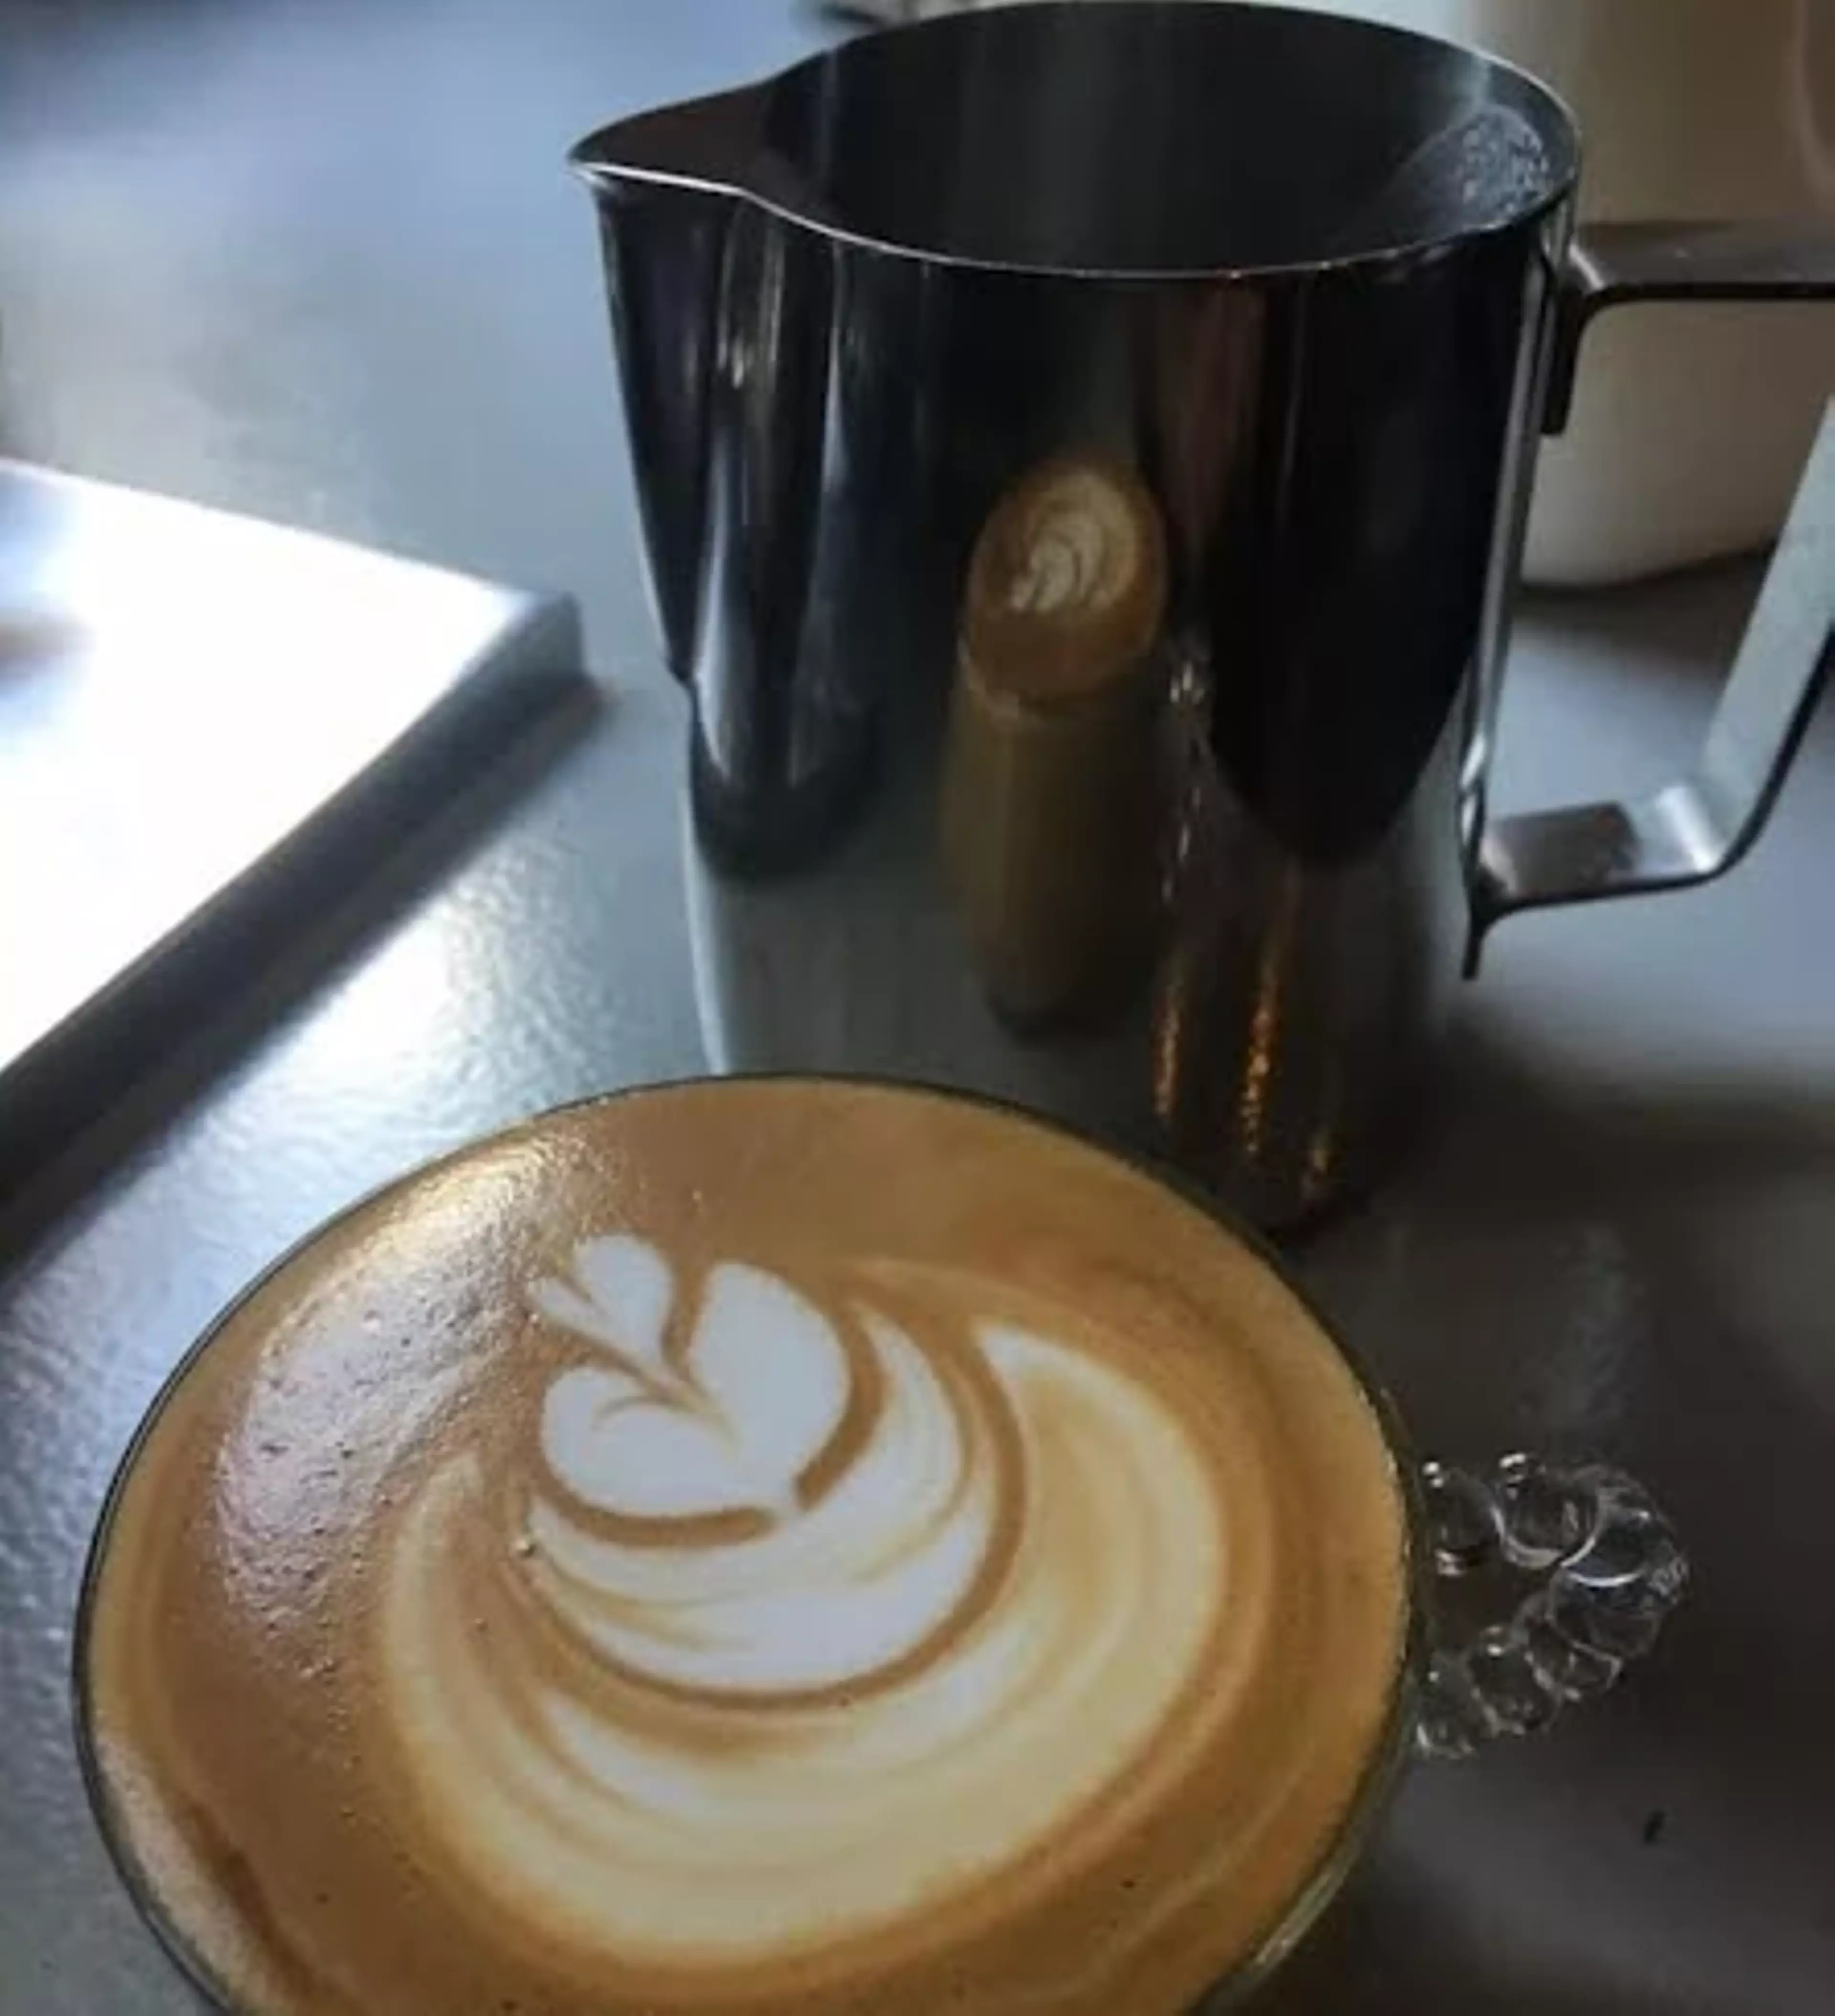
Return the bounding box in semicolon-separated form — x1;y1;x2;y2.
83;1080;1408;2016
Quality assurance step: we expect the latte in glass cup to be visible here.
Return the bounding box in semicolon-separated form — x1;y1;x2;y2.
78;1078;1411;2015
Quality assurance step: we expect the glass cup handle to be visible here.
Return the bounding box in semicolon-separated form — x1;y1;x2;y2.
1414;1453;1689;1761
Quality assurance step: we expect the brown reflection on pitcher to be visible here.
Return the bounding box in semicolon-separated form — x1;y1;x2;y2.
940;457;1169;1030
1151;645;1464;1226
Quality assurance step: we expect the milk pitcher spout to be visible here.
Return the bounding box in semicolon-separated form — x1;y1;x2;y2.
572;90;882;872
570;95;755;691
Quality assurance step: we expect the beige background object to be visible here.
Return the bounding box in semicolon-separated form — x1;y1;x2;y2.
1433;0;1835;583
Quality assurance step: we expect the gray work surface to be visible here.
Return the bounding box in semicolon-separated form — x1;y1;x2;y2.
2;4;1831;2013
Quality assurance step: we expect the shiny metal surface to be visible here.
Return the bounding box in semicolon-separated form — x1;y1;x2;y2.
1542;222;1835;433
579;2;1835;1224
1481;405;1835;922
5;2;1835;2011
0;463;585;1182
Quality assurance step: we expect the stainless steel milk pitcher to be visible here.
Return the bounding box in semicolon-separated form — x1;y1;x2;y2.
575;3;1835;1224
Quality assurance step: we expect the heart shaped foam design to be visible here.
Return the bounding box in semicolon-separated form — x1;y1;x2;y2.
533;1235;850;1521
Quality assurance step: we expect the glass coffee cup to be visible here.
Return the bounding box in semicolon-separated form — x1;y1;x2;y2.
74;1077;1686;2015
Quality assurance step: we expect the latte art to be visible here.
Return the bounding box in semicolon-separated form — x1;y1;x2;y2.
81;1081;1408;2016
385;1235;1227;1971
527;1241;1007;1696
534;1238;852;1529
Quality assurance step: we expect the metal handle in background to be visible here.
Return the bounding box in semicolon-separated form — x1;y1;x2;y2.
1543;224;1835;432
1416;1454;1689;1762
1475;224;1835;941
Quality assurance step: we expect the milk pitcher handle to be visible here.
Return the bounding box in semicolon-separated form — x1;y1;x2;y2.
1475;226;1835;943
1414;1453;1688;1760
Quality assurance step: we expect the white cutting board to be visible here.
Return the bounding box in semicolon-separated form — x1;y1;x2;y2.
0;463;586;1167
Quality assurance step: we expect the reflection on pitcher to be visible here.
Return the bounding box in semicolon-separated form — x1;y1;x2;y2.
1149;654;1469;1226
940;457;1168;1030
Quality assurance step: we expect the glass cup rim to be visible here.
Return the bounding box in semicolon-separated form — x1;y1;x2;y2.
71;1069;1430;2016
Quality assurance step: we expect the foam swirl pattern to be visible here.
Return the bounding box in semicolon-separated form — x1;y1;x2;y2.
81;1081;1408;2016
387;1234;1230;1971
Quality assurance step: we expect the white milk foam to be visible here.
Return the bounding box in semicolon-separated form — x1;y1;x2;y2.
537;1238;849;1525
381;1233;1227;1965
